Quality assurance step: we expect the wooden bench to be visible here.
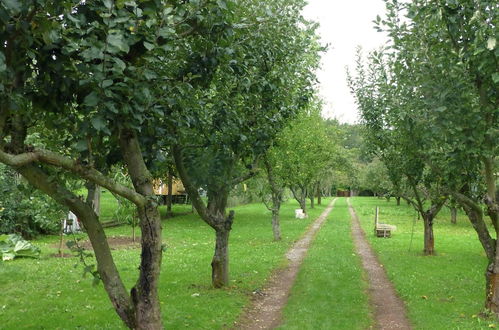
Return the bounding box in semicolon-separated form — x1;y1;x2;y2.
374;207;396;238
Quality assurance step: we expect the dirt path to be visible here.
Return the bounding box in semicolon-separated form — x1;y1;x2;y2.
347;198;411;330
234;198;337;329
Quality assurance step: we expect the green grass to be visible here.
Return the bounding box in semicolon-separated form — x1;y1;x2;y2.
98;189;118;223
0;197;331;329
279;197;373;329
351;197;493;329
97;189;194;223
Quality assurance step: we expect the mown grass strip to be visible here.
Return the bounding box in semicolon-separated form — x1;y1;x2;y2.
0;197;330;329
351;197;492;330
279;197;373;329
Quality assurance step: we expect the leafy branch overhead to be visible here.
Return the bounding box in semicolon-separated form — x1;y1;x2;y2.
0;0;325;328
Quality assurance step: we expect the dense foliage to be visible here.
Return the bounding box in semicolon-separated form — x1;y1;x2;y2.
349;0;498;313
0;0;323;327
0;165;64;238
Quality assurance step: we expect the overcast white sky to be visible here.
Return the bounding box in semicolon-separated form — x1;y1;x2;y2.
302;0;389;123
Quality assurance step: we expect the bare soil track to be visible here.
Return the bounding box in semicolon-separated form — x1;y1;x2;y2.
234;198;337;329
52;236;140;253
348;198;411;330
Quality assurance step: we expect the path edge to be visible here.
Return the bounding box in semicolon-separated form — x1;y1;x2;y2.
233;198;338;329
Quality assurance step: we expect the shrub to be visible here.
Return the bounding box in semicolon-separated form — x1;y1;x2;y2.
0;165;64;238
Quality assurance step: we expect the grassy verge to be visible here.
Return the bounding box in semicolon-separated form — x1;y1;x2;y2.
279;197;372;329
351;197;492;329
0;197;330;329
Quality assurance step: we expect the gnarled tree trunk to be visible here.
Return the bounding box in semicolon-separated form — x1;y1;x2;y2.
132;200;163;328
212;225;231;288
120;129;163;329
263;155;282;241
454;177;498;314
486;259;499;313
207;190;233;288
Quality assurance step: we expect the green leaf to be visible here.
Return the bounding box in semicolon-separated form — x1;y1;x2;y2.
492;73;499;84
103;0;113;9
0;234;40;261
84;92;99;107
102;79;113;88
1;0;21;14
2;252;15;261
116;0;126;9
107;33;129;53
74;139;88;152
143;41;155;51
81;46;104;61
112;58;126;73
216;0;227;10
91;117;107;131
487;37;496;51
0;51;6;72
158;27;175;38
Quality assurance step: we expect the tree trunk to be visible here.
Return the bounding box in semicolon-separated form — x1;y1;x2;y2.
172;145;240;289
263;155;282;241
86;182;101;216
290;186;307;216
167;169;173;214
271;208;281;241
207;190;234;288
396;196;401;206
132;200;163;329
451;207;457;224
317;185;322;205
485;261;499;313
451;158;498;315
212;227;230;288
486;212;499;313
120;129;163;329
300;196;307;216
310;194;314;209
422;213;435;255
456;191;499;315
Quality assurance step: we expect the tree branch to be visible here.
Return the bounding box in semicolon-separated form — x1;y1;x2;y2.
172;145;213;226
452;191;484;216
16;163;136;326
452;191;495;261
0;148;145;207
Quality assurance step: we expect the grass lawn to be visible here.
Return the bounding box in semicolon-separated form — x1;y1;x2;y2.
0;195;331;329
279;197;373;329
351;197;493;330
